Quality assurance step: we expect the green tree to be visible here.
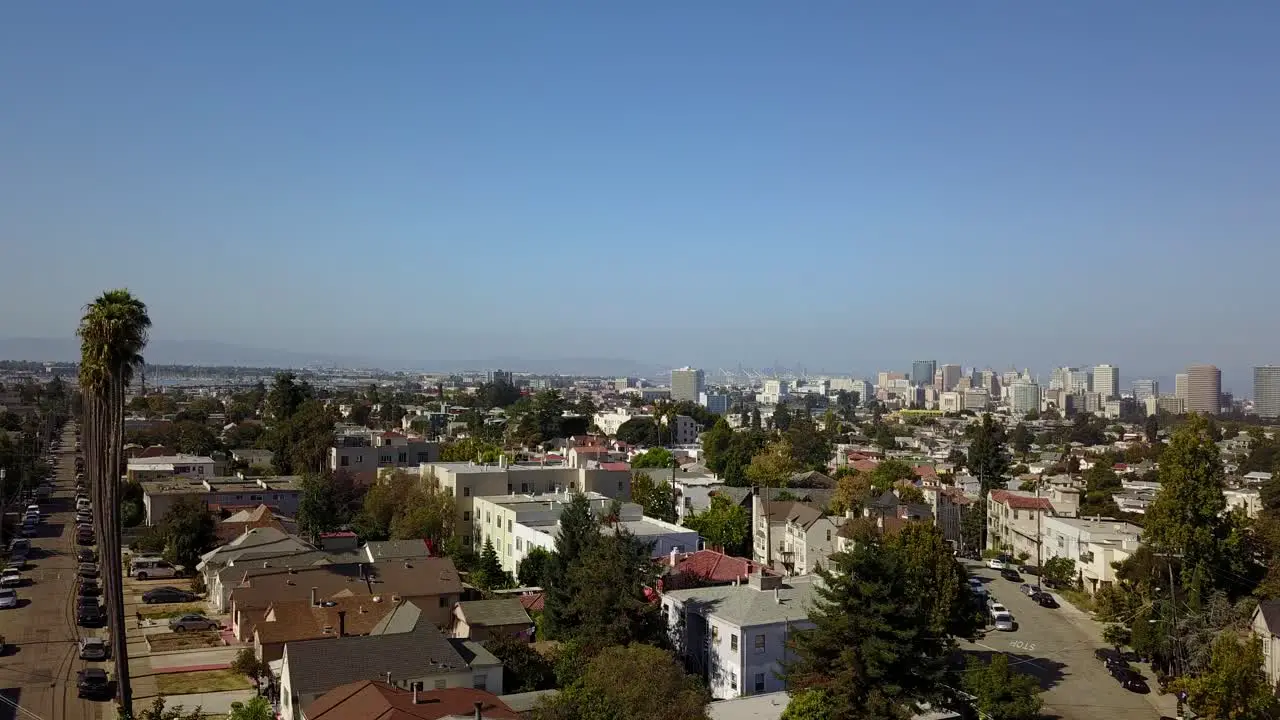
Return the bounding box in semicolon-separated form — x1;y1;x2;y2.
1041;556;1075;588
885;522;977;638
78;288;151;714
129;697;208;720
772;404;793;431
868;459;917;490
388;479;456;547
631;447;673;469
348;402;373;427
474;538;514;592
518;546;556;587
484;634;556;692
780;689;835;720
746;439;798;488
266;399;337;475
440;437;502;463
630;471;677;523
1176;634;1278;720
830;471;872;515
541;493;600;638
786;414;834;471
173;420;218;456
682;494;750;556
1010;423;1033;456
229;647;270;684
615;417;659;446
701;418;734;474
227;696;273;720
295;472;349;542
1102;623;1131;649
1144;414;1228;591
1144;414;1160;443
534;644;709;720
562;531;665;648
265;372;311;422
967;414;1011;496
961;654;1044;720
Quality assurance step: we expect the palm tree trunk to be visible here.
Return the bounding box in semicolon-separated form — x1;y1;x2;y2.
105;369;131;713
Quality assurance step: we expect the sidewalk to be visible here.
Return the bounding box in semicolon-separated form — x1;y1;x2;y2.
1048;589;1180;718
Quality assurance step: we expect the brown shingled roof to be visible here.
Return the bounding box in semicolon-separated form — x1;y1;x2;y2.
255;597;394;645
989;489;1054;511
305;680;519;720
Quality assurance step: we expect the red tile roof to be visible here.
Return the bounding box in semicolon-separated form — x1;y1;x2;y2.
912;465;938;480
305;681;519;720
663;550;771;587
989;490;1054;511
851;459;880;472
517;592;545;612
599;462;630;472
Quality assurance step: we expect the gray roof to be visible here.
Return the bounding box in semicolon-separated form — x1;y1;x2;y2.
285;621;468;706
707;692;790;720
717;486;833;508
1258;600;1280;633
363;540;431;562
369;600;423;636
665;575;820;627
450;639;502;669
456;599;533;628
500;690;561;713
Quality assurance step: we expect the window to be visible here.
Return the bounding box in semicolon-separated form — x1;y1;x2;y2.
754;673;765;692
507;519;512;532
1013;509;1020;520
439;596;449;608
380;454;393;464
340;456;350;467
398;452;407;463
730;634;738;651
463;511;471;522
521;483;528;493
754;634;766;653
506;543;512;556
356;455;363;463
463;487;471;497
729;671;737;691
411;682;424;692
508;484;513;494
434;679;446;690
473;675;487;690
516;538;522;551
463;535;471;545
417;452;429;462
486;512;491;524
826;529;831;542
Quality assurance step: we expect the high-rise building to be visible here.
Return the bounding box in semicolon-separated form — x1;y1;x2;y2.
699;392;731;416
912;360;937;388
671;367;705;403
939;364;962;392
1175;373;1189;399
1185;365;1222;415
1255;366;1280;418
1068;369;1092;395
1093;365;1119;400
877;371;906;388
1009;381;1041;416
1049;367;1069;391
487;369;513;384
1131;379;1159;402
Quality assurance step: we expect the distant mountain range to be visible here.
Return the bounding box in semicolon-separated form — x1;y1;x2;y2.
0;337;674;378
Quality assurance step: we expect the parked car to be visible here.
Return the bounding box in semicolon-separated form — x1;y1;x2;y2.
77;581;102;599
1019;583;1037;596
1112;667;1150;693
20;521;37;538
131;557;178;580
74;513;92;526
143;587;197;604
8;538;29;553
168;614;220;632
77;548;97;564
77;563;99;579
77;599;104;627
78;637;109;661
1035;592;1059;609
986;557;1009;570
76;668;111;699
992;611;1015;631
1094;648;1128;671
76;530;96;547
0;589;17;609
0;569;22;588
1000;568;1023;582
24;504;40;518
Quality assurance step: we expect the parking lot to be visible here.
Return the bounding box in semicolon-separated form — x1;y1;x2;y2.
963;562;1169;720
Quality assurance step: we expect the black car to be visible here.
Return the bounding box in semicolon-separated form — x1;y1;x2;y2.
76;599;104;627
142;587;197;604
77;548;97;564
1112;667;1150;693
1094;648;1128;671
76;530;96;547
76;668;111;699
77;563;99;579
1034;592;1059;608
77;578;102;598
999;568;1023;582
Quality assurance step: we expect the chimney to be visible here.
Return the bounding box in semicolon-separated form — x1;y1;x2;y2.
669;547;678;567
310;587;318;607
474;701;484;720
774;587;781;604
337;610;346;637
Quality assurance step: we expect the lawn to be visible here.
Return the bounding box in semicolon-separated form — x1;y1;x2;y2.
146;631;223;652
155;669;251;695
139;603;208;620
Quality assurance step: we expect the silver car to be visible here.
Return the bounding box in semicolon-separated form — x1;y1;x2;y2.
992;611;1015;632
168;614;219;632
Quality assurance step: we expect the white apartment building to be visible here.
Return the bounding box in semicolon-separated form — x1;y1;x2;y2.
760;380;790;405
673;473;724;523
663;573;819;699
1225;487;1263;519
782;507;845;575
986;490;1056;559
962;388;990;411
423;461;632;547
471;492;699;575
1093;364;1120;400
1145;396;1186;416
1040;516;1142;593
939;392;963;413
593;407;653;436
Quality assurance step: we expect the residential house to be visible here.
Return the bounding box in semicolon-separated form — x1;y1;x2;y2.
141;475;304;526
127;454;216;483
215;504;294;544
471;492;699;575
449;599;534;642
986;490;1056;560
670;471;724;523
280;609;504;720
1040;516;1143;593
658;550;773;592
1225;487;1263;519
1251;601;1280;693
302;681;519;720
663;573;819;699
254;596;395;662
749;494;830;570
781;505;844;576
197;527;317;604
922;486;970;548
330;431;441;475
425;461;632;548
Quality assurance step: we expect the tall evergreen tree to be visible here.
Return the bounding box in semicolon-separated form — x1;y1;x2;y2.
1144;413;1228;592
541;492;600;638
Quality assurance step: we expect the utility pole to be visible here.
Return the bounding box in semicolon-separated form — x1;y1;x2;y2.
1035;479;1043;586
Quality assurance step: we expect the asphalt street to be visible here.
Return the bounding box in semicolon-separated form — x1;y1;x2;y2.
0;422;101;720
963;563;1163;720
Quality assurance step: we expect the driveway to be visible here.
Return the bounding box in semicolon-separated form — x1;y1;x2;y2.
962;563;1168;720
0;424;102;720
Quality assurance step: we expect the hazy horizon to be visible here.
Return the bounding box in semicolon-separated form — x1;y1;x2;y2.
3;4;1277;396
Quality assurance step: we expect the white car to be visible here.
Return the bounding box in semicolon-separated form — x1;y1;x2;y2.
0;589;17;609
987;557;1008;570
0;569;21;588
988;601;1009;616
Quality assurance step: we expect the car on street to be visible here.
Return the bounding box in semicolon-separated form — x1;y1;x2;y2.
77;599;104;627
77;578;101;598
78;637;109;661
1111;667;1150;693
131;557;179;580
75;512;92;525
0;589;17;609
20;521;37;538
992;610;1015;631
1000;568;1023;582
168;614;220;632
1094;648;1129;671
76;668;111;699
0;568;22;588
988;601;1009;616
77;548;97;563
8;538;29;553
24;504;40;518
77;563;99;579
77;529;96;546
987;556;1009;570
1034;592;1059;608
143;586;197;604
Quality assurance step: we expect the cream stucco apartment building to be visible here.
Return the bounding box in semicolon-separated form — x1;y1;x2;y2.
422;460;632;548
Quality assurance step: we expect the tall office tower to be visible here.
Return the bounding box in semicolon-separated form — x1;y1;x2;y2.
1068;369;1092;395
1185;364;1222;415
487;369;513;384
1050;367;1070;391
1255;366;1280;418
933;369;944;390
940;364;962;392
671;367;705;403
1093;365;1120;400
1131;379;1159;402
1009;380;1041;416
912;360;937;387
1175;373;1188;399
980;369;1000;397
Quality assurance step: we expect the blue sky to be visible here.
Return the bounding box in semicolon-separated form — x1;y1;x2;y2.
2;2;1278;387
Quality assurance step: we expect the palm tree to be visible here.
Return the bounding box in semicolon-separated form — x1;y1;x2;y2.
78;289;150;714
228;696;275;720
